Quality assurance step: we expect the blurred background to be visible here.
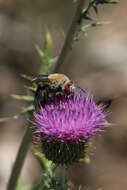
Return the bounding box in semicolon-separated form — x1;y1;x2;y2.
0;0;127;189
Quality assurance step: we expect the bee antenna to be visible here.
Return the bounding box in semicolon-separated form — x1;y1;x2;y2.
75;84;86;93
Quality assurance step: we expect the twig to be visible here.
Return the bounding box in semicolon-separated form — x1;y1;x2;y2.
7;125;32;190
54;0;85;72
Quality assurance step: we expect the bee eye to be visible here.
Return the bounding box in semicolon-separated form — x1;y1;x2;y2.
65;85;70;94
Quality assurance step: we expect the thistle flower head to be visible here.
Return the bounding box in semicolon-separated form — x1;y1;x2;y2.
31;90;110;164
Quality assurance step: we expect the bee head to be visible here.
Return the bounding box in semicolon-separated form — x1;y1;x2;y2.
49;73;75;94
64;82;75;94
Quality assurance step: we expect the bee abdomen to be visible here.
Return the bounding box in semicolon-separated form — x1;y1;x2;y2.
35;85;55;108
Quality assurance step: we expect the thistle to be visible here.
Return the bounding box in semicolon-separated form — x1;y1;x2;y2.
31;90;110;165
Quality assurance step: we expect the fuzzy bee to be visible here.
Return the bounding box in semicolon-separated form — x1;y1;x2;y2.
32;73;113;110
32;73;75;108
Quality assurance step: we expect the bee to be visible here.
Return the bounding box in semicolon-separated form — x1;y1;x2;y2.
32;73;75;108
32;73;113;111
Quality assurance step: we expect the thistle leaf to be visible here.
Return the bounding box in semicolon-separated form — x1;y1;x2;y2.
21;105;34;115
32;149;51;171
99;0;118;3
24;85;37;92
11;95;34;102
44;31;52;58
20;74;34;82
0;115;19;122
80;154;91;164
81;21;110;33
36;32;56;75
35;45;44;59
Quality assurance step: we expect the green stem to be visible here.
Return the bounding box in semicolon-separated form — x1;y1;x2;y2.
57;165;66;190
54;0;85;72
7;125;32;190
61;166;66;189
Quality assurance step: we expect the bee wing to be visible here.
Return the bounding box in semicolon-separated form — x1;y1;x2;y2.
32;75;50;83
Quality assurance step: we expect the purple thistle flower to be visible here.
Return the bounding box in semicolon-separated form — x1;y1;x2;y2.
31;90;110;164
33;91;109;142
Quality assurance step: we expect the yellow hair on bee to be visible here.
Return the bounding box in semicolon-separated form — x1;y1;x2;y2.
48;73;72;88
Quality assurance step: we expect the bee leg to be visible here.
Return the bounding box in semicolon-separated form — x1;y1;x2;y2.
97;99;113;109
35;86;48;108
